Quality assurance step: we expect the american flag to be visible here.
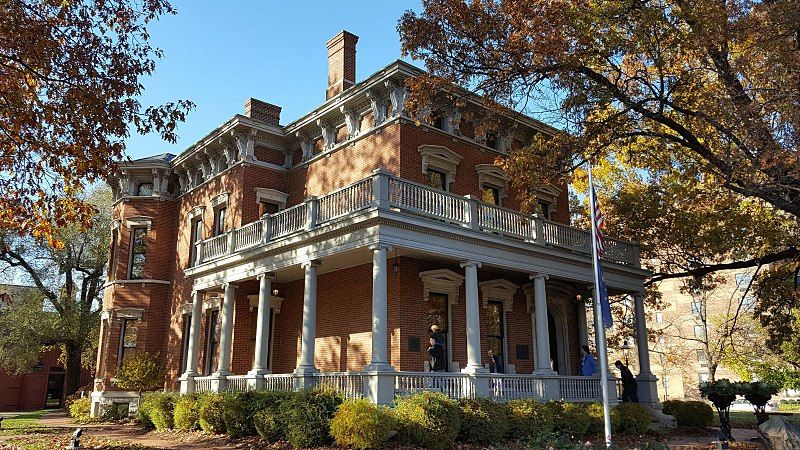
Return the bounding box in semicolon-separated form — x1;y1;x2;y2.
589;170;613;329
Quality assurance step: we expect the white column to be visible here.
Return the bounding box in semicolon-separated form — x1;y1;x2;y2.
214;282;236;376
532;273;556;375
633;292;652;376
296;260;320;373
461;260;484;372
185;290;204;376
367;245;392;370
577;296;589;347
250;273;275;376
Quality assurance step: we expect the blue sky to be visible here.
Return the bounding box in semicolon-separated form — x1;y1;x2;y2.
125;0;422;160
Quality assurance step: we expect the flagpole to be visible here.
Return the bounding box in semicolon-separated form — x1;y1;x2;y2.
588;162;614;448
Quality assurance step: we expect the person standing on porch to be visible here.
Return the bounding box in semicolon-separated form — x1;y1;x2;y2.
430;324;444;345
488;349;504;373
579;345;598;376
427;337;446;372
614;360;639;403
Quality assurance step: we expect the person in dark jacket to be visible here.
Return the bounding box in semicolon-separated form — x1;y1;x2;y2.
427;337;446;372
488;349;504;373
430;325;445;346
614;360;639;403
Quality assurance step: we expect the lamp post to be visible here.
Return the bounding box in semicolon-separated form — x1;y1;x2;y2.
621;339;631;366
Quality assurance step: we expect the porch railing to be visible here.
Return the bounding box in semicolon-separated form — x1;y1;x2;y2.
309;372;365;399
194;376;213;393
263;373;295;392
224;375;250;393
395;372;474;400
489;374;546;401
558;376;603;402
193;171;640;267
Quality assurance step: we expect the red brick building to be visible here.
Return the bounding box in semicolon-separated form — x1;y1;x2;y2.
91;31;657;415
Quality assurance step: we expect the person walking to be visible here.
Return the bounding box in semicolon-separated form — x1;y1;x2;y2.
430;324;445;345
614;360;639;403
579;345;598;376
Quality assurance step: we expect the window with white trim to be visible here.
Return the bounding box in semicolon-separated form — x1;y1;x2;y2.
419;145;462;191
180;313;191;374
476;165;509;206
189;218;203;267
213;207;227;237
128;227;147;279
118;318;139;367
656;312;664;324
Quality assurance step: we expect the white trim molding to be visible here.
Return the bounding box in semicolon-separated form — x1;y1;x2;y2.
104;279;170;288
476;164;510;203
123;216;153;231
419;268;465;304
187;205;205;221
479;279;518;312
418;145;462;189
255;188;289;210
114;307;144;320
211;192;230;208
203;296;221;311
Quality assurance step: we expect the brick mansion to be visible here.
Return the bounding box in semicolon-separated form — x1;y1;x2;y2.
91;31;660;416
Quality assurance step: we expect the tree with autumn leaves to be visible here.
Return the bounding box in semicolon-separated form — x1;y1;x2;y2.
0;0;192;245
0;0;191;395
400;0;799;370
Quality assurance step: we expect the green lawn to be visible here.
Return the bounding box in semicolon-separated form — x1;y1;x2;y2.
0;410;53;434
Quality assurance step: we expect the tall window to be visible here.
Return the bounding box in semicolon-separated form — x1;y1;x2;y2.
180;314;192;374
485;131;498;149
691;301;704;317
188;218;203;267
203;310;220;375
482;185;501;205
426;293;449;368
486;301;505;371
735;273;752;291
213;207;227;237
118;318;139;367
425;169;448;191
128;227;147;279
538;202;552;220
696;349;708;364
109;228;118;281
655;312;664;324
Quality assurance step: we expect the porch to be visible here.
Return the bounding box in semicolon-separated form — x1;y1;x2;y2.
189;371;619;403
178;169;656;406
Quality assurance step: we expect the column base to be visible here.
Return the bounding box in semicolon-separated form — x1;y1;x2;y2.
364;368;396;405
246;369;272;389
534;368;558;376
210;371;231;392
293;366;319;390
636;373;660;407
179;373;197;394
461;365;488;374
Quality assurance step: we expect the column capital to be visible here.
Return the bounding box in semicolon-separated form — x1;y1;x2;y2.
633;291;646;302
301;259;322;269
460;260;482;269
529;273;549;281
221;282;238;290
257;272;277;281
369;243;393;252
191;289;204;298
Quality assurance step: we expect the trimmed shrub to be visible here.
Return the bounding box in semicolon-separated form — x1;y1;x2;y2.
224;390;294;437
198;393;228;434
330;398;397;450
281;387;344;448
148;391;177;431
549;401;592;439
68;397;92;423
396;391;461;450
614;402;652;435
586;402;609;436
457;398;510;444
254;409;284;443
173;394;201;431
662;400;714;428
136;392;155;428
506;398;555;439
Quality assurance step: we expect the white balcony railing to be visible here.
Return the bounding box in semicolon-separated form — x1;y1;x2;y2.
558;376;603;402
192;170;640;267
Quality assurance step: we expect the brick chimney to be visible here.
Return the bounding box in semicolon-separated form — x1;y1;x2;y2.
326;31;358;100
244;98;281;126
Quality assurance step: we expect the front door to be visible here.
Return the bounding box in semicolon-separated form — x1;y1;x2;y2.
45;373;65;408
427;293;449;370
486;301;505;372
548;312;560;373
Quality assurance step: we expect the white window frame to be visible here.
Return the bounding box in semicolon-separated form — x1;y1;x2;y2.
419;145;462;191
476;164;510;206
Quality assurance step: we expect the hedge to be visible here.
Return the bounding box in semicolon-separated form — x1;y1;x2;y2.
662;400;714;428
197;393;228;434
330;398;397;450
506;398;555;439
396;391;461;450
223;390;294;437
281;387;343;448
173;394;201;431
457;398;510;444
550;401;592;439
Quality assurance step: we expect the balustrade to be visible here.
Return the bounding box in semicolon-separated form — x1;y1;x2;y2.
192;172;639;266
